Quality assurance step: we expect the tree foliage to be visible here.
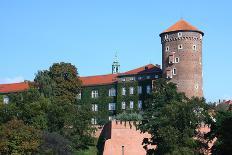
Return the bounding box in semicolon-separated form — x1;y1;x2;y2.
138;78;210;155
0;62;95;154
0;118;42;155
207;110;232;155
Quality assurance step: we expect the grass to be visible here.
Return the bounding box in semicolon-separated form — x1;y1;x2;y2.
75;145;98;155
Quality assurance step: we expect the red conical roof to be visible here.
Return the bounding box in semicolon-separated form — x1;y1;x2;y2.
160;19;203;35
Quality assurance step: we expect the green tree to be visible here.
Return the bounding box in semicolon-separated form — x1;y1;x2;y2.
207;111;232;155
35;62;95;150
138;78;209;155
0;118;42;155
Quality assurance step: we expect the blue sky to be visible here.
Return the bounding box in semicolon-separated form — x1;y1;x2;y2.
0;0;231;102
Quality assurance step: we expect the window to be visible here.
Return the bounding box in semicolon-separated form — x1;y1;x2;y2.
166;69;172;78
91;118;97;125
76;92;81;100
146;75;150;79
200;34;202;40
175;57;180;63
165;34;168;39
138;76;142;80
166;46;169;52
122;78;126;82
178;32;182;37
129;77;135;81
178;44;183;50
109;88;116;96
155;75;159;79
122;87;126;95
147;85;151;94
137;86;142;94
3;96;9;104
193;45;197;51
91;90;98;98
121;102;126;110
195;83;199;89
138;100;142;109
130;101;134;109
92;104;98;111
129;87;134;95
109;103;116;110
173;68;177;75
109;116;113;121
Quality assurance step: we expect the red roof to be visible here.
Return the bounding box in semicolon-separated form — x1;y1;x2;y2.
161;19;203;35
80;64;161;86
80;74;118;86
121;64;159;76
224;100;232;105
0;82;29;94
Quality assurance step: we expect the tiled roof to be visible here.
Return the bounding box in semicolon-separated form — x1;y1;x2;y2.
121;64;160;76
224;100;232;105
0;82;29;94
161;19;203;35
80;64;161;86
80;74;118;86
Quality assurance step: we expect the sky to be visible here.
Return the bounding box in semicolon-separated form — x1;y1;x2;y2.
0;0;231;102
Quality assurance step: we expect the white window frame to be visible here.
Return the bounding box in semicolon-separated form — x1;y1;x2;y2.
175;57;180;63
109;88;116;97
137;86;142;94
92;104;98;112
173;68;177;75
130;101;134;109
122;87;126;95
129;87;134;95
166;46;169;52
3;96;9;104
109;103;116;111
146;85;151;94
138;100;142;109
193;45;197;51
129;77;135;81
165;34;168;39
76;92;81;100
121;101;126;110
178;32;182;37
91;118;97;125
178;44;183;50
91;90;98;98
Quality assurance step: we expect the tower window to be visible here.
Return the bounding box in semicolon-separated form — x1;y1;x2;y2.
193;45;197;51
178;32;182;37
173;68;177;75
166;46;169;52
175;57;180;63
165;34;168;39
178;44;183;50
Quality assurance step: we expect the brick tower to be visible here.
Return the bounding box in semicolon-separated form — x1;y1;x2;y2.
160;19;204;98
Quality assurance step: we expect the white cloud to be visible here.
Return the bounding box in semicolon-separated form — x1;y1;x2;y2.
0;76;24;84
